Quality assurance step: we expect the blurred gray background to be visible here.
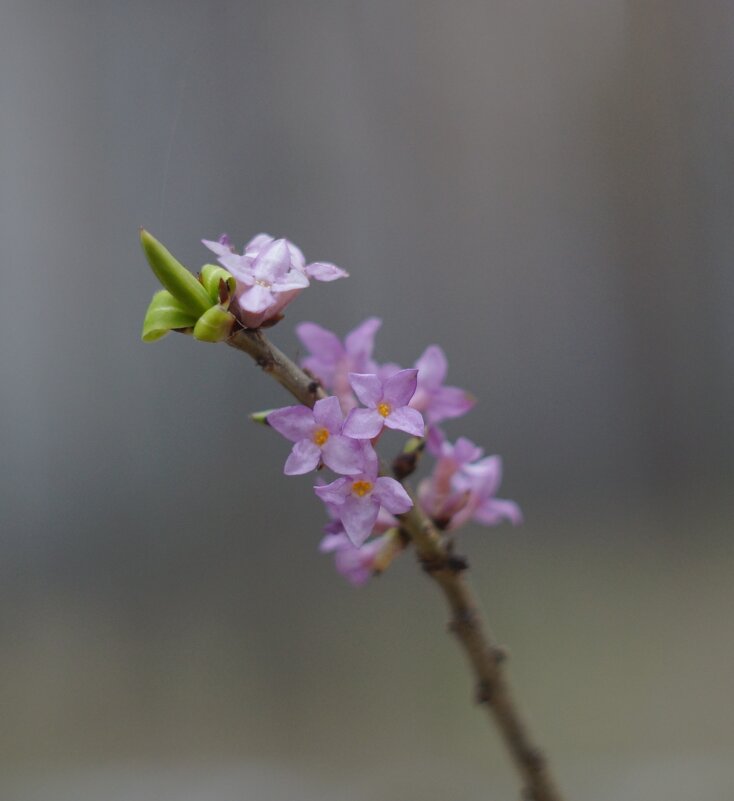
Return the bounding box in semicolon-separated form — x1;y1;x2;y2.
1;1;733;799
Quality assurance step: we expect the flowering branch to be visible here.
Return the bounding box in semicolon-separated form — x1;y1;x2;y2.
228;324;564;801
140;229;565;801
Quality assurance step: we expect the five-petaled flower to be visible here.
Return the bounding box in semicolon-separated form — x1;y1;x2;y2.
314;446;412;546
342;370;425;440
268;396;363;476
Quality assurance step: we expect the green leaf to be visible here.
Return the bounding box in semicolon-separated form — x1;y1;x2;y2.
141;290;198;342
192;304;235;343
140;229;212;316
199;264;236;305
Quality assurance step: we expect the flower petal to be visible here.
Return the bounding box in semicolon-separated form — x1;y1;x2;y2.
306;261;349;281
384;405;424;437
452;436;484;466
321;435;364;475
427;386;476;423
474;498;523;526
240;282;275;313
284;439;321;475
272;269;310;291
342;408;384;439
253;238;291;282
348;373;383;408
344;318;382;365
202;237;234;258
414;345;447;390
267;405;315;442
373;477;413;514
244;233;274;256
295;322;343;363
313;396;345;432
382;368;419;407
314;477;351;505
340;496;380;547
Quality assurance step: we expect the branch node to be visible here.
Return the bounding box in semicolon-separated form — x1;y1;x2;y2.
491;644;509;664
476;679;493;705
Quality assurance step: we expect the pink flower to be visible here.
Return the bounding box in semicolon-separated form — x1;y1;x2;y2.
418;432;521;530
202;233;347;328
342;370;425;439
267;396;363;475
314;447;412;546
295;317;382;411
411;345;476;424
319;508;399;586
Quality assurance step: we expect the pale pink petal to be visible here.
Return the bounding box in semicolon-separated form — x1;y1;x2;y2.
428;386;476;423
306;261;349;281
382;368;419;407
321;435;364;475
373;477;413;514
414;345;448;389
284;439;321;475
313;396;344;432
462;456;503;497
319;532;347;553
272;269;310;291
218;252;255;280
344;318;382;363
253;239;291;282
240;282;275;313
452;437;484;465
285;240;306;272
202;238;234;258
295;322;343;363
340;496;380;546
348;373;383;408
384;406;424;437
267;406;315;442
244;233;274;256
342;408;384;439
474;498;523;526
314;477;351;505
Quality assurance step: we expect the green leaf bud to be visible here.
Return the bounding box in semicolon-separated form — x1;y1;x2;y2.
140;229;212;316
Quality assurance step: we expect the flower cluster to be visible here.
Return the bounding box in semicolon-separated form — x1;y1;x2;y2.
203;233;347;328
267;317;521;586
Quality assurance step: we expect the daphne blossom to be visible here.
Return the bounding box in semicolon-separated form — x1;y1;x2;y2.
296;317;382;410
267;396;363;475
342;370;425;439
315;446;412;546
202;233;347;328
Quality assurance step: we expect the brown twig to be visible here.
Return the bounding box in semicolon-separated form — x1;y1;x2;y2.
227;326;565;801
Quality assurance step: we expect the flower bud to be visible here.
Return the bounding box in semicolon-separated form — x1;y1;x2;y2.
141;290;197;342
192;304;236;343
199;264;236;306
140;229;212;316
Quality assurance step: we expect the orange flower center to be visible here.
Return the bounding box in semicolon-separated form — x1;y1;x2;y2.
351;480;373;497
312;427;330;447
377;402;391;418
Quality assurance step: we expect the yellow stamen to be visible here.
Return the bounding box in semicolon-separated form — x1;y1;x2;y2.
312;427;330;447
377;402;391;418
351;480;373;497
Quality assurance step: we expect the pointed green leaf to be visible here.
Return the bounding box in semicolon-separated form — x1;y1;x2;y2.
141;290;198;342
192;305;235;343
140;229;212;316
199;264;237;305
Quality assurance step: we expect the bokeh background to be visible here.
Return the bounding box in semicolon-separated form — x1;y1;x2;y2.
1;2;733;799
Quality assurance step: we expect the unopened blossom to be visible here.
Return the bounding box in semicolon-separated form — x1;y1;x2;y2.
314;446;412;546
202;233;347;328
342;370;424;440
295;317;382;410
267;396;362;476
